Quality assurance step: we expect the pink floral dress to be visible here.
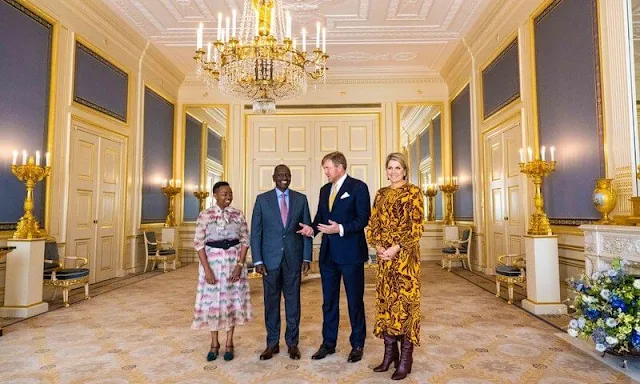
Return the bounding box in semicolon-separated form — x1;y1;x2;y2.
191;204;252;331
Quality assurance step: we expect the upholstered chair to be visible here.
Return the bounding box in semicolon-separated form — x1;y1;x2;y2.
495;253;526;304
441;226;473;272
43;240;90;307
143;231;177;273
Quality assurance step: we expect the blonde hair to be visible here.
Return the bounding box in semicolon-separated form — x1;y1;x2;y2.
385;152;408;180
322;151;347;170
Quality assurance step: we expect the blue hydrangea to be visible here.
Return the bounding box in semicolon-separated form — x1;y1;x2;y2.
585;308;600;321
610;296;627;312
632;330;640;349
592;327;606;344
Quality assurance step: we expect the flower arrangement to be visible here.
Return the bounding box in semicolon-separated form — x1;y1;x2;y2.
567;258;640;355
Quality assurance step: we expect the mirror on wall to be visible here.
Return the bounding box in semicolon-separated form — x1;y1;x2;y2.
398;103;443;221
183;105;227;221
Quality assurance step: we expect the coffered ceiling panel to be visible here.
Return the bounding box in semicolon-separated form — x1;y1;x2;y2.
102;0;491;78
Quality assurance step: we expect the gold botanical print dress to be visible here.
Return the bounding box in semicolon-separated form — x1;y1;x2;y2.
366;183;424;345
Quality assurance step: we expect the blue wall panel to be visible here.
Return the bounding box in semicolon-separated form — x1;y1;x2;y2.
535;0;602;222
207;130;222;163
451;86;473;220
141;88;174;223
74;42;128;122
0;0;52;230
183;114;202;221
432;115;443;220
482;39;520;119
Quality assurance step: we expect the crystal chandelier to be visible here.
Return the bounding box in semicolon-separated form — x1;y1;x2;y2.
194;0;329;114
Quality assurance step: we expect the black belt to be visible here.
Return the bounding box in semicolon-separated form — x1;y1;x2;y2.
206;239;240;250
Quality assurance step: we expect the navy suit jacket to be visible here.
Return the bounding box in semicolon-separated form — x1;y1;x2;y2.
250;189;312;270
312;175;371;264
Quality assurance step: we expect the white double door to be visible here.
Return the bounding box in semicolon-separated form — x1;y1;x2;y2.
67;123;125;283
485;121;525;270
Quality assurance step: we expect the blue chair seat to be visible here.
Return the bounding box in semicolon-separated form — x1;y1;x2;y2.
148;249;176;256
44;268;90;280
495;265;522;277
442;247;467;254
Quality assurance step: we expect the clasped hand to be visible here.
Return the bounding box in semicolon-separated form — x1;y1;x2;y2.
377;245;400;261
255;262;310;276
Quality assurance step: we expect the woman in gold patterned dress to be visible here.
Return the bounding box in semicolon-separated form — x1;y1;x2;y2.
366;152;424;381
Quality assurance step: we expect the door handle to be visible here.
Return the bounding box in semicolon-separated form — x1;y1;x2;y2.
504;217;509;220
93;220;98;224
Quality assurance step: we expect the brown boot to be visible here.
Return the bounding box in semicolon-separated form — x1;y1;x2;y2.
373;333;399;372
391;337;413;380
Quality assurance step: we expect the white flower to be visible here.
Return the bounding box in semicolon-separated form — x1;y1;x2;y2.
582;294;597;304
568;328;578;337
634;279;640;289
592;272;601;280
569;319;579;329
578;317;586;328
606;336;619;346
608;269;618;277
596;343;607;352
606;318;618;328
635;326;640;333
600;289;611;300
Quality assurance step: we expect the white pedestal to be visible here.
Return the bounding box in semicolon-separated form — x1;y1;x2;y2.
0;239;48;318
442;225;459;242
521;235;567;315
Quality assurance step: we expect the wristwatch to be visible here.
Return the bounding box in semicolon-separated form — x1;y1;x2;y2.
237;261;245;267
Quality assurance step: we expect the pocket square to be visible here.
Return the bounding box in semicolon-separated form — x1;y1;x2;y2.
340;192;350;199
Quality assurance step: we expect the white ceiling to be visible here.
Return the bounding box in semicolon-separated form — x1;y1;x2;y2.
102;0;491;79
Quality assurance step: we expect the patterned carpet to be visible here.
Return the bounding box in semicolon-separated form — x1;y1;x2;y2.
0;262;635;383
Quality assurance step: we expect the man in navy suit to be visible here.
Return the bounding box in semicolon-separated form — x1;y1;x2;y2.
251;164;312;361
298;151;371;363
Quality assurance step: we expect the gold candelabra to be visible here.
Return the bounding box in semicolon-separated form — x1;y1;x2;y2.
423;184;438;222
194;191;209;212
11;156;51;239
161;185;182;227
519;159;556;235
439;182;459;225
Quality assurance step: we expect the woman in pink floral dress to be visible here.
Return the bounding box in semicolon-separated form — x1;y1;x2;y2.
192;181;251;362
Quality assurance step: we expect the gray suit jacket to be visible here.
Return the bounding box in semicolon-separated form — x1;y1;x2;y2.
250;189;313;270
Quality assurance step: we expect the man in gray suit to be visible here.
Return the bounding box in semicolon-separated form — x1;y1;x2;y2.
250;164;312;360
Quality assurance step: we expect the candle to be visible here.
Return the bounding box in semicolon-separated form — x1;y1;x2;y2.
12;150;17;165
302;28;307;52
177;179;182;188
527;146;533;162
316;22;320;48
169;179;174;187
207;42;212;62
45;152;50;167
292;38;297;51
519;148;524;163
286;11;291;39
217;12;222;41
438;177;444;186
540;145;546;161
22;150;27;165
550;146;555;161
35;150;40;166
232;9;237;38
197;22;203;50
322;27;326;52
162;179;168;188
225;16;230;42
453;176;458;185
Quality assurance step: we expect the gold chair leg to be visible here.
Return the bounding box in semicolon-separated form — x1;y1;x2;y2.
63;288;70;307
507;282;514;305
144;258;149;273
173;258;177;271
496;280;501;297
448;259;452;272
467;254;472;272
441;257;446;268
84;283;90;300
163;261;168;273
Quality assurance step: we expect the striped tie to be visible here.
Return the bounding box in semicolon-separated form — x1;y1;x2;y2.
280;193;288;226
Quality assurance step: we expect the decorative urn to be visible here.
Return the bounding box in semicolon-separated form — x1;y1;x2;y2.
592;178;617;224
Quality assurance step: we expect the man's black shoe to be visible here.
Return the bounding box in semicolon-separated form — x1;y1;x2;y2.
311;344;336;360
288;345;301;360
347;347;363;362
